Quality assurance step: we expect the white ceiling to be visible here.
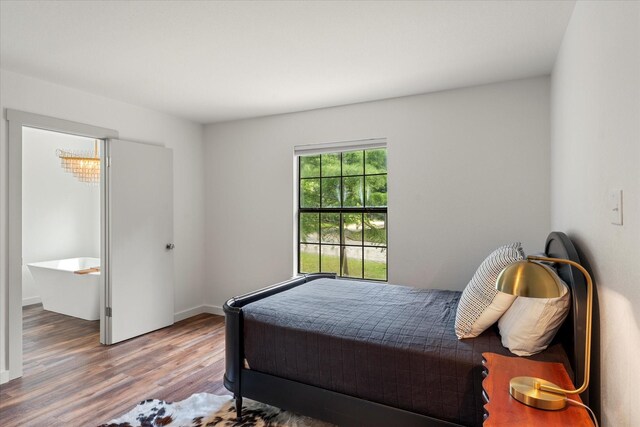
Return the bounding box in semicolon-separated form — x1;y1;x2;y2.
1;1;575;124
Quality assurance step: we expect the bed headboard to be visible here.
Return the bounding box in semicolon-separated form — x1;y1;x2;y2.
544;231;590;405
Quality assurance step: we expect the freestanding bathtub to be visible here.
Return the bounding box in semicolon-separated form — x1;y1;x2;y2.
27;257;100;321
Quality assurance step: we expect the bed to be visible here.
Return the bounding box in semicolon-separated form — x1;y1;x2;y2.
223;232;592;426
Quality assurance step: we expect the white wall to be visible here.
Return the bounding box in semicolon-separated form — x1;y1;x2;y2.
551;2;640;426
203;76;551;309
0;70;206;380
22;127;101;306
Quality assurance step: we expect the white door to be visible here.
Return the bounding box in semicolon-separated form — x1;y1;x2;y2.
104;139;174;344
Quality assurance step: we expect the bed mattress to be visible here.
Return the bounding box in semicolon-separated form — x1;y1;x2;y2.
242;278;572;426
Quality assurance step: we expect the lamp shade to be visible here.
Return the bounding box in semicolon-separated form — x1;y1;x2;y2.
495;260;564;298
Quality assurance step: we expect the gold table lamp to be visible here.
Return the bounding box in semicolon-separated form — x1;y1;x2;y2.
495;255;593;410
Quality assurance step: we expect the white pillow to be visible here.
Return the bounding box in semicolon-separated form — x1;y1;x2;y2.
455;243;524;339
498;279;570;356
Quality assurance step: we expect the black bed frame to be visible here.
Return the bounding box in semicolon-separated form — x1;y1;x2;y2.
223;232;592;426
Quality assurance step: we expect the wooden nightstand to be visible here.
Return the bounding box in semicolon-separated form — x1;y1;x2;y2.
482;352;594;426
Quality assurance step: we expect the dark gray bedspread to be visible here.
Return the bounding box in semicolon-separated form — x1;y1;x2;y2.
242;278;572;427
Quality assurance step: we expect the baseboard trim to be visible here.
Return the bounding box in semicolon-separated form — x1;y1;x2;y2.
22;296;42;307
202;304;225;316
173;304;224;322
174;306;205;322
0;369;9;384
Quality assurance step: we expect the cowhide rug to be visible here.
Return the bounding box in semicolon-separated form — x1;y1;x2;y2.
98;393;334;427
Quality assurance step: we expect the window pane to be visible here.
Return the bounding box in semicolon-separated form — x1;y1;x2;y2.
321;153;341;177
300;213;319;243
343;213;362;245
343;176;363;207
342;246;363;278
321;177;341;208
364;247;387;280
300;178;320;208
298;148;387;280
300;155;320;178
320;245;340;274
364;213;386;247
365;175;387;207
342;150;363;176
300;244;319;273
321;213;340;244
365;149;387;174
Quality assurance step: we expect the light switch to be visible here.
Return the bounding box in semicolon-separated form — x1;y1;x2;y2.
608;189;623;225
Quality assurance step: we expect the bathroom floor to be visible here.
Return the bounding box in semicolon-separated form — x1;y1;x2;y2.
0;305;227;426
22;303;99;374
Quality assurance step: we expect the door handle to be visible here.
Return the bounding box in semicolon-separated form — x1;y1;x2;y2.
166;243;175;250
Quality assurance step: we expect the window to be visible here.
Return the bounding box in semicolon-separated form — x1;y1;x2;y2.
297;147;387;281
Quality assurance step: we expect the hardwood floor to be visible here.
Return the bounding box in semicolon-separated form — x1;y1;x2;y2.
0;304;228;426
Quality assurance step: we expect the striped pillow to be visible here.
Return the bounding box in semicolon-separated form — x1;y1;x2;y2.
455;242;525;339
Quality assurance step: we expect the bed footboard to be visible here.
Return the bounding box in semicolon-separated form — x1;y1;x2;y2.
223;273;336;412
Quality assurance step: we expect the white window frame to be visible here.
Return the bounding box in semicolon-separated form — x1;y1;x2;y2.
292;138;387;280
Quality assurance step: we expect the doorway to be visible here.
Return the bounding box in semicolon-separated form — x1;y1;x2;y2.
22;127;103;358
6;110;118;381
5;109;175;382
